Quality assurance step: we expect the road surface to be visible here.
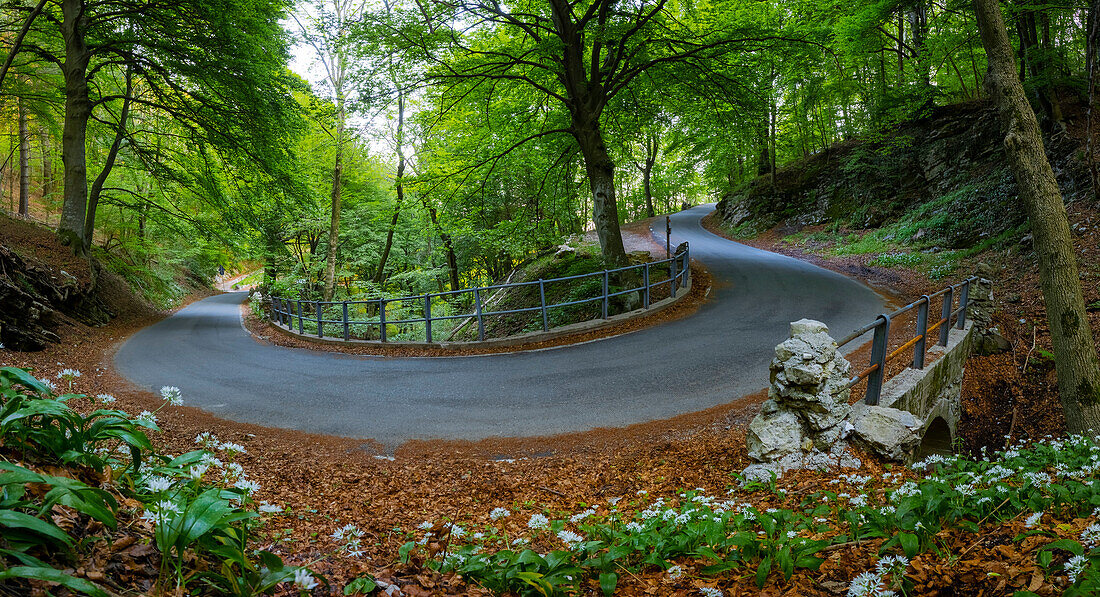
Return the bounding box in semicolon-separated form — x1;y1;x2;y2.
115;205;885;446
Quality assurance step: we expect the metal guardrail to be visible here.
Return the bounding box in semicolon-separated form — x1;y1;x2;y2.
270;246;691;343
838;276;979;405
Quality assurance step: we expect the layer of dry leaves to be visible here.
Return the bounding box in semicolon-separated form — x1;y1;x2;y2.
2;203;1098;595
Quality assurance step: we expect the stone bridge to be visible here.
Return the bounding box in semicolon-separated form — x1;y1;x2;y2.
744;269;1000;476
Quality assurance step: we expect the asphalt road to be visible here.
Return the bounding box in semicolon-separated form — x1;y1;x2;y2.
115;205;886;447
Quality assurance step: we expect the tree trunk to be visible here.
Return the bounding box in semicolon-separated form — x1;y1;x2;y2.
974;0;1100;434
84;68;132;250
322;98;345;302
17;97;29;217
376;92;405;284
642;133;657;218
423;198;459;291
572;117;627;265
1087;0;1100;200
58;0;91;254
40;126;52;206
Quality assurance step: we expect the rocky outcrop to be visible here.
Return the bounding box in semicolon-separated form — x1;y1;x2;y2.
0;244;113;351
716;101;1090;244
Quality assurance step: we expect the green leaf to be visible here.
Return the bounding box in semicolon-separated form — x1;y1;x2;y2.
345;574;378;595
0;566;109;597
599;572;618;596
0;510;73;546
755;554;772;589
177;489;234;549
1040;539;1085;556
398;541;415;563
899;532;919;558
1;367;51;395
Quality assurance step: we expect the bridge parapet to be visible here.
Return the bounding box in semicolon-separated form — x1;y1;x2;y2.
744;269;1000;479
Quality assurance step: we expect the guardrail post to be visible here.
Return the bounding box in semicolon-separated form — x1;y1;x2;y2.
316;300;323;338
342;302;349;341
939;287;953;346
297;300;304;334
913;296;929;369
684;250;690;287
956;280;970;330
865;315;890;405
602;270;609;319
643;262;650;309
539;279;548;331
670;257;677;297
425;294;432;342
379;298;387;342
473;288;485;341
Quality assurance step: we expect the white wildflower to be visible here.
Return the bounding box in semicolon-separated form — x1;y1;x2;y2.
1066;554;1089;584
490;507;511;520
258;501;282;514
218;441;246;456
698;588;724;597
418;521;433;530
137;410;157;425
1025;512;1042;528
847;571;889;597
293;569;319;591
56;368;82;380
37;377;57;392
189;463;209;480
234;479;260;495
95;393;116;404
667;564;683;579
1081;523;1100;548
159;386;183;406
143;476;174;493
570;508;596;524
557;529;584;549
527;513;549;530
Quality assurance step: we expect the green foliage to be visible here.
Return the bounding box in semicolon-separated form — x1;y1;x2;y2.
404;436;1100;596
0;366;318;595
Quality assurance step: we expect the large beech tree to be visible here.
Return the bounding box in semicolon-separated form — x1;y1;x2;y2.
973;0;1100;433
373;0;793;264
2;0;298;254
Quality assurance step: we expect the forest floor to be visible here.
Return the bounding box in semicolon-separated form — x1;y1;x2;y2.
1;208;1098;595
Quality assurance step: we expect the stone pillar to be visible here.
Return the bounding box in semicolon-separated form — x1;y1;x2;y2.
746;319;853;461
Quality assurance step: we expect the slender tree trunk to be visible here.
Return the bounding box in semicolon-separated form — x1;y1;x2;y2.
423;197;459;291
40;127;52;206
58;0;91;254
84;68;131;250
322;101;344;302
376;92;405;284
17;97;29;217
974;0;1100;434
642;133;657;218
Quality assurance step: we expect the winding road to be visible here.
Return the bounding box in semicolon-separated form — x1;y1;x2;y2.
115;205;885;447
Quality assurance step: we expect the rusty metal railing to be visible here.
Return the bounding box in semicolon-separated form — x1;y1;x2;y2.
837;276;979;405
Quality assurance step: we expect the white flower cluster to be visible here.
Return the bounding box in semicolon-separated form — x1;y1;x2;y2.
556;529;585;549
489;507;510;520
332;523;365;557
527;513;549;530
159;386;183;406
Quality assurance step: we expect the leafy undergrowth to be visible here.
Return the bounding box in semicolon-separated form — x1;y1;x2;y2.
0;366;321;596
373;439;1100;596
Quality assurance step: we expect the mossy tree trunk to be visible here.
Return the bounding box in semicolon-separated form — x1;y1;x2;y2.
974;0;1100;434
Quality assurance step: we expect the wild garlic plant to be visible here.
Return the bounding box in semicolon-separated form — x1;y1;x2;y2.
401;434;1100;596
